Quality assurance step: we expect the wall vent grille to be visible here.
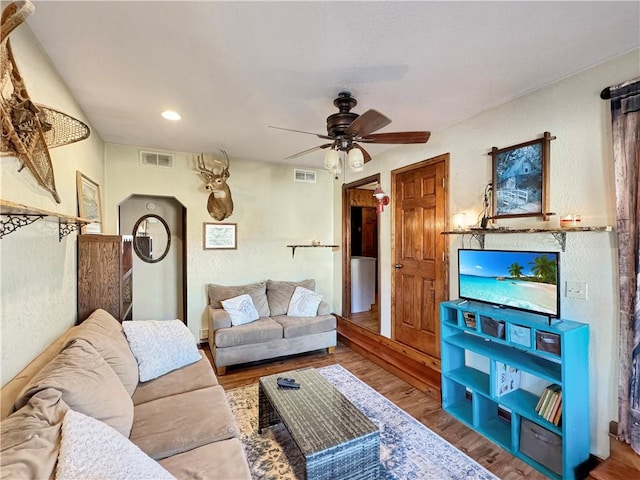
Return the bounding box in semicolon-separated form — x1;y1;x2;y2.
294;169;316;183
139;150;175;168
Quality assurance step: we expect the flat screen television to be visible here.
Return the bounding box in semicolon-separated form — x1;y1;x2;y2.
458;249;560;318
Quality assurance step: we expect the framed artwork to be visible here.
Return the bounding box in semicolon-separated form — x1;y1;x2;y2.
490;132;554;220
76;171;103;233
204;222;237;250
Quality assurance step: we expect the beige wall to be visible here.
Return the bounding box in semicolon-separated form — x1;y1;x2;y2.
0;26;105;384
333;50;640;457
2;18;638;461
104;144;335;341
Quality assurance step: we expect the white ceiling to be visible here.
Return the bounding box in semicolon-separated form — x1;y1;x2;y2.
25;1;640;169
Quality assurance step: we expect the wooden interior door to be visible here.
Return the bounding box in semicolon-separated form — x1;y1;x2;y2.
392;156;448;358
361;207;377;257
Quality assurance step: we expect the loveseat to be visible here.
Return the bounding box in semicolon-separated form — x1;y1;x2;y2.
207;279;337;375
0;309;251;479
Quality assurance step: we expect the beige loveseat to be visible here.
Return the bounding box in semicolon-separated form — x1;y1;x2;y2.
208;279;337;375
0;309;251;479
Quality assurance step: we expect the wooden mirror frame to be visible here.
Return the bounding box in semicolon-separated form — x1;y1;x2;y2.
132;214;171;264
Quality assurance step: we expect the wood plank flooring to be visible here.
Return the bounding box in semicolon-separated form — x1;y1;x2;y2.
202;342;548;479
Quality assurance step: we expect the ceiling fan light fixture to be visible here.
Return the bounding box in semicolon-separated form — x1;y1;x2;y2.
347;148;364;172
324;149;340;171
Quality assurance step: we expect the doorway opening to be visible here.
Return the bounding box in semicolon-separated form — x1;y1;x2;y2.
119;195;187;323
342;174;381;334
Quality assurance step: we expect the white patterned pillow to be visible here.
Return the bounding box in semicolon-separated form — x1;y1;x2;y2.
222;294;260;326
122;320;201;382
56;409;175;480
287;286;323;317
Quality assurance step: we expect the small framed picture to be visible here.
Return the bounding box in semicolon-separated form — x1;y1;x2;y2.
204;222;237;250
490;132;553;220
76;171;103;233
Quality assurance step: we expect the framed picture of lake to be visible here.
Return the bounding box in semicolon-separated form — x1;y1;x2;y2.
490;132;554;220
203;222;237;250
76;171;103;234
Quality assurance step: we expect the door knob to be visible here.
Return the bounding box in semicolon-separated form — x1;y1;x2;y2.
394;264;403;269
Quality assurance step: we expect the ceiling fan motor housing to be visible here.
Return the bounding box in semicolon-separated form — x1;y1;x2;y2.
327;92;359;138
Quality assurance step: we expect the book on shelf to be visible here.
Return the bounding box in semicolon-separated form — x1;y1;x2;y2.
537;384;561;422
535;388;550;412
494;361;521;397
551;395;563;425
544;390;561;421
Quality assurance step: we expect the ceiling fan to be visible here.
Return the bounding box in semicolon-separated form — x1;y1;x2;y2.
268;92;430;175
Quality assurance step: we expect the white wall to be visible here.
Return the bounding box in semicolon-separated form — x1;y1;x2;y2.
334;50;639;458
104;144;335;340
0;26;105;385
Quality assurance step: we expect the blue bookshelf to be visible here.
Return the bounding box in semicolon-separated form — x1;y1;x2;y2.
440;300;590;479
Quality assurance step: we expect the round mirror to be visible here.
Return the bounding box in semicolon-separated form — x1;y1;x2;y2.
132;214;171;263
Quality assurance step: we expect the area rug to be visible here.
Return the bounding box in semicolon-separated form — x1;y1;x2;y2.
225;364;499;480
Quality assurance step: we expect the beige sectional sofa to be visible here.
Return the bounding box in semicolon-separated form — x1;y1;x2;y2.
208;279;337;375
0;309;251;479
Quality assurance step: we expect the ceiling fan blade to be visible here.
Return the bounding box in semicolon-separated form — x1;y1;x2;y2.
359;131;431;144
345;109;391;137
353;143;372;163
285;143;333;160
267;125;333;140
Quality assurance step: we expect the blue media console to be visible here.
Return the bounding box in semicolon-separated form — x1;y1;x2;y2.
440;300;590;479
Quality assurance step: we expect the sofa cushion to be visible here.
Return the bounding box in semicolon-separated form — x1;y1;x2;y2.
123;320;201;382
215;317;283;348
267;279;316;315
0;389;68;480
288;286;323;317
209;306;232;331
68;309;139;396
57;409;175;480
15;339;134;437
159;438;251;480
130;386;237;460
208;281;270;317
132;351;218;406
222;294;260;326
273;314;337;339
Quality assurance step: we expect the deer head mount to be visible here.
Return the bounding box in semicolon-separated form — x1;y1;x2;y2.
196;150;234;221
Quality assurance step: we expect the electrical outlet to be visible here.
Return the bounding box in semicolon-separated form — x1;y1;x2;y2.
566;281;588;300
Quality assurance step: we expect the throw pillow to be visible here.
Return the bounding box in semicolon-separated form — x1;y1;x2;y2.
1;389;69;479
207;281;270;317
221;294;260;326
56;409;175;480
122;320;201;382
14;339;134;437
266;279;316;315
287;286;323;317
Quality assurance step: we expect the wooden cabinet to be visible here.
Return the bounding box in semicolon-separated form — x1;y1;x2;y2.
440;300;590;479
77;234;133;323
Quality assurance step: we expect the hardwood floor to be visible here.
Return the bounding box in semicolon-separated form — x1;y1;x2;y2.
201;342;547;479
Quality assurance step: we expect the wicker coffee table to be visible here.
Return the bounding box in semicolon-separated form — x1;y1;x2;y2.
258;368;380;480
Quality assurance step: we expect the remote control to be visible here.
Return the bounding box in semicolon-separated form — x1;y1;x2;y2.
277;377;300;389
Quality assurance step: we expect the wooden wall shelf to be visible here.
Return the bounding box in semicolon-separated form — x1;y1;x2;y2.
286;244;339;258
0;199;92;241
441;226;613;251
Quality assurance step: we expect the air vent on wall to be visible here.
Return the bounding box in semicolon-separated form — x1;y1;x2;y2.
139;150;175;168
293;169;316;183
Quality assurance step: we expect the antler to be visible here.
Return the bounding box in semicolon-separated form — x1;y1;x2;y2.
196;153;214;176
196;150;229;175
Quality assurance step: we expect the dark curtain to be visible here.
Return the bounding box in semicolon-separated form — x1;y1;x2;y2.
603;78;640;453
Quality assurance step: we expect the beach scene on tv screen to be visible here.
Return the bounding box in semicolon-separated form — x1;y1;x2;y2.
459;250;558;315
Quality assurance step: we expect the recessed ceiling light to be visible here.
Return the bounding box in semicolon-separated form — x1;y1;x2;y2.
161;110;181;121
